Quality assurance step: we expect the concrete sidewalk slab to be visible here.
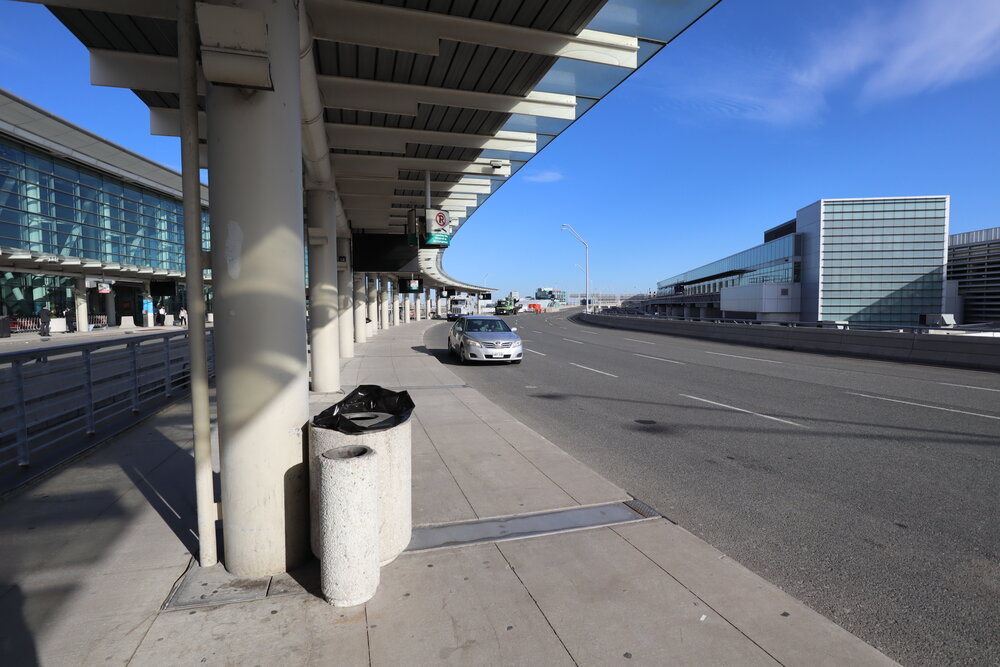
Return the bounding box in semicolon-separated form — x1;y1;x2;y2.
0;319;899;666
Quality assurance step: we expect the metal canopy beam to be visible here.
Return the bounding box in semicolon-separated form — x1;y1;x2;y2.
312;0;638;68
331;154;510;179
336;176;494;196
90;49;206;95
318;75;576;120
326;124;536;154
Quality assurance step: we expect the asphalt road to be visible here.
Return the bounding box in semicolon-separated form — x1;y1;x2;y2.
425;310;1000;667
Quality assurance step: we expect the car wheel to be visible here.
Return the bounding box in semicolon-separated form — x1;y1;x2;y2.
459;345;468;364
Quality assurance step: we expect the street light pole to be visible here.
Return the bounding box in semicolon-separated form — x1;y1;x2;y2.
562;224;589;313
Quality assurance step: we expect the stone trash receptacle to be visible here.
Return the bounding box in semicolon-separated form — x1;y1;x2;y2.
318;445;379;606
310;385;415;566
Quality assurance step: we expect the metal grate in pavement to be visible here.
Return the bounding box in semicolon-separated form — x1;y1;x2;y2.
407;498;660;553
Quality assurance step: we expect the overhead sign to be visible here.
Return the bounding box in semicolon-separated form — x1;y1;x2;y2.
424;209;451;247
97;282;111;294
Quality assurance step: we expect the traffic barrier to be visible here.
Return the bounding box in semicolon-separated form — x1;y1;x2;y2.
580;313;1000;371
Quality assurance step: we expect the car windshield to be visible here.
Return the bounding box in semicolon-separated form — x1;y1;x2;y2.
464;319;511;333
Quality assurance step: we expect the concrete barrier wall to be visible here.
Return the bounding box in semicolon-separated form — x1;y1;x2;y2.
579;314;1000;372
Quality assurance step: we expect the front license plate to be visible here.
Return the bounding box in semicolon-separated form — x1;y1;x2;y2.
490;352;504;358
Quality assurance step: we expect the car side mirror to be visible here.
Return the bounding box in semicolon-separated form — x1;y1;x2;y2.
511;327;517;332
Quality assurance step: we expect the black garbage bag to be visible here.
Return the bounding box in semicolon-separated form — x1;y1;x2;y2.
313;384;415;434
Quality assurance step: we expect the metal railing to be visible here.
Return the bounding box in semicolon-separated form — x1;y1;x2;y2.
0;330;215;489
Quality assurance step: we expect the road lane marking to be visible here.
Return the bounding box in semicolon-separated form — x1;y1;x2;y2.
938;382;1000;393
563;338;584;344
705;351;782;363
634;353;685;365
581;331;600;335
525;348;546;356
680;394;806;427
623;338;655;345
847;392;1000;420
570;362;618;378
530;330;542;334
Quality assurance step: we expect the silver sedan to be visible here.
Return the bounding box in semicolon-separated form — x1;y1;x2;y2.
448;316;523;364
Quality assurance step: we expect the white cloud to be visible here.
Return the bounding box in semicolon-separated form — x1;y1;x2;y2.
523;170;564;183
658;0;1000;124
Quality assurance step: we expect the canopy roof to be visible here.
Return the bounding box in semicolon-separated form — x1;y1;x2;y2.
23;0;719;291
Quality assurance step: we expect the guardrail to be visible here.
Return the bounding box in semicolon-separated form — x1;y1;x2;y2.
579;312;1000;372
0;330;215;493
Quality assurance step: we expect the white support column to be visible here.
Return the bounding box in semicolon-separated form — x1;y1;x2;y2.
74;276;88;332
366;273;378;336
379;276;390;331
307;189;340;392
353;272;367;344
205;0;308;577
390;285;399;327
337;237;354;358
414;292;422;321
402;294;410;323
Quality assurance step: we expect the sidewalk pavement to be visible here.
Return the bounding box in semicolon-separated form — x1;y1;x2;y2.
0;319;899;666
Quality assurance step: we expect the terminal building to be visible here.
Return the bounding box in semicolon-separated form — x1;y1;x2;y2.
947;226;1000;325
649;196;950;328
0;89;210;328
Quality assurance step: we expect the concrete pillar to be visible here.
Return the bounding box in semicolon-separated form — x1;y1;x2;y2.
105;289;116;327
337;238;354;359
74;276;88;332
379;276;390;331
391;287;399;327
205;0;308;577
353;273;367;344
307;189;339;392
366;273;378;337
414;293;422;321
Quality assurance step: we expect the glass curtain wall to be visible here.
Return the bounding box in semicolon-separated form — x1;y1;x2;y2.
656;234;801;297
820;198;948;326
0;134;212;315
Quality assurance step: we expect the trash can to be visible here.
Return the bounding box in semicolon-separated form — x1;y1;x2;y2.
310;385;415;565
318;445;380;606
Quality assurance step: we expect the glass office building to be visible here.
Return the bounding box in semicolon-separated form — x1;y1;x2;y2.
797;197;949;326
0;90;210;324
650;196;950;327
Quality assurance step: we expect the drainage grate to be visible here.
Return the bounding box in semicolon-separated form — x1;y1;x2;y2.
407;498;660;553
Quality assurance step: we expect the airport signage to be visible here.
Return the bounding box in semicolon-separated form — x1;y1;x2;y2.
424;209;451;246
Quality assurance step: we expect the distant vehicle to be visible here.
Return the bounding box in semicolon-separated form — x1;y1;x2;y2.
446;297;473;321
494;296;520;316
447;315;522;364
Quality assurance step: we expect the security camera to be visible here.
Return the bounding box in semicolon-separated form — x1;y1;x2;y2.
489;159;503;169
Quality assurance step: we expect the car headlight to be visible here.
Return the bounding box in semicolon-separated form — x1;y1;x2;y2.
465;338;482;347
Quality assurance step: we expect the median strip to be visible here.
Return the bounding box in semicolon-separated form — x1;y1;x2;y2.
680;394;806;427
570;362;618;378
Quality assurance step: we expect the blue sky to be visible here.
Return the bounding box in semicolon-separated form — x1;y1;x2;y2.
2;0;998;298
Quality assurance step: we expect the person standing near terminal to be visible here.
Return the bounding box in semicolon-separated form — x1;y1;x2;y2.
64;306;76;333
178;306;188;327
38;305;51;336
